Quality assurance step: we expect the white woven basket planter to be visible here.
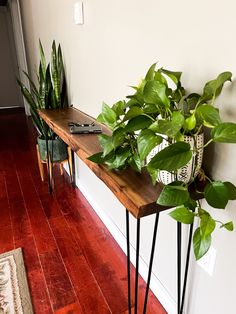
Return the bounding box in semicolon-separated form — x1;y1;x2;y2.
147;133;204;185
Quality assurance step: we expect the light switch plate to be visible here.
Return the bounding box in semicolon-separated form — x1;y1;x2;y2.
197;246;216;276
74;1;84;25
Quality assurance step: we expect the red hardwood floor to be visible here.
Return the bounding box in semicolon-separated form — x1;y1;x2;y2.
0;109;167;314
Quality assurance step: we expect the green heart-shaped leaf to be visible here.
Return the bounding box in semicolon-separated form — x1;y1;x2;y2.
125;116;153;133
148;142;192;171
169;206;195;224
202;72;232;101
157;112;185;138
157;182;190;206
196;104;221;128
98;103;117;129
224;181;236;200
193;227;211;260
145;63;157;81
220;221;234;231
123;106;143;122
204;181;229;209
106;147;131;169
143;81;170;107
161;68;182;85
200;213;216;237
98;134;114;157
137;130;162;161
212;122;236;143
129;153;142;173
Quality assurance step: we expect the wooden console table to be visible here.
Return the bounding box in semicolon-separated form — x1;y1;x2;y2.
39;107;202;314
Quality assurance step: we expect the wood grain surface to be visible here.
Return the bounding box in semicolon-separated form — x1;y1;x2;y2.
39;107;169;218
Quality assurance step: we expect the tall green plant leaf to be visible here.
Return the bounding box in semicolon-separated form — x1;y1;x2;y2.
39;39;46;79
57;44;63;81
51;40;60;105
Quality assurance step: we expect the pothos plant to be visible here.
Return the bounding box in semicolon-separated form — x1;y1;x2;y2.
88;63;236;260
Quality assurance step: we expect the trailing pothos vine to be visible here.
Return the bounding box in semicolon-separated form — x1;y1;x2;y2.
89;63;236;260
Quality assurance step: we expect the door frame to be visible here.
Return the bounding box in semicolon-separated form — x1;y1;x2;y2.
8;0;30;115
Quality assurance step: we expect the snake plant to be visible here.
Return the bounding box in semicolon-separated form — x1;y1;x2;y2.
17;40;67;139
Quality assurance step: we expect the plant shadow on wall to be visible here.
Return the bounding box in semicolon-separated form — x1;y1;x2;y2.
89;63;236;260
17;40;68;162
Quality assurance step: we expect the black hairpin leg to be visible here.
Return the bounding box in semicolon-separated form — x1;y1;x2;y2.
180;212;195;313
45;126;53;194
177;222;182;314
126;209;131;314
143;213;160;314
135;218;141;314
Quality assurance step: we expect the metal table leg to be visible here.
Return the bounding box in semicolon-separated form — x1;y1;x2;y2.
180;215;195;314
45;125;53;194
126;209;132;314
135;218;140;314
125;211;160;314
143;213;160;314
177;222;182;314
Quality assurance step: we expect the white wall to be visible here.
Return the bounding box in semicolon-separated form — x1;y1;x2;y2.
19;1;236;313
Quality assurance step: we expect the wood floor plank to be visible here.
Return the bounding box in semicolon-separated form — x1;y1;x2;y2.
54;302;83;314
28;268;53;314
15;236;41;273
10;200;32;241
0;225;14;254
39;249;77;312
64;256;112;314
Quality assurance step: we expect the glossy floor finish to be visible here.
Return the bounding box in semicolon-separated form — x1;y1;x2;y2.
0;109;167;314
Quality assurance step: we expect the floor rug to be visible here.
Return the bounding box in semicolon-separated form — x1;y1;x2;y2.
0;248;33;314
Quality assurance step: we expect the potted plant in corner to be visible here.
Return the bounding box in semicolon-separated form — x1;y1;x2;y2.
89;63;236;260
17;40;68;166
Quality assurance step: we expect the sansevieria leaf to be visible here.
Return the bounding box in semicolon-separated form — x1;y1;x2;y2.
51;40;60;105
